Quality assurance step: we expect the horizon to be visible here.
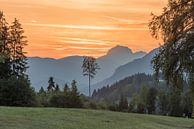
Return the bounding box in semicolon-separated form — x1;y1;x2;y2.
1;0;167;58
28;45;149;59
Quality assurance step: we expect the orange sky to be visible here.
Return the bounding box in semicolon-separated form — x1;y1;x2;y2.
0;0;168;58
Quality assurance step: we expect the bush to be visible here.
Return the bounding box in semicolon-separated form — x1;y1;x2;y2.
49;93;83;108
0;77;37;106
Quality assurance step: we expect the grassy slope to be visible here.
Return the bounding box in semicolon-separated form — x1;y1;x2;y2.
0;107;193;129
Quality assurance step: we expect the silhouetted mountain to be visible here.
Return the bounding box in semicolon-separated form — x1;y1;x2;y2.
92;48;159;90
27;45;146;94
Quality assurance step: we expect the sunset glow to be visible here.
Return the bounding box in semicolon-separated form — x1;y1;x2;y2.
0;0;167;58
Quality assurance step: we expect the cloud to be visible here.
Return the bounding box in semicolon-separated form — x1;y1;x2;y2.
59;37;110;46
104;16;147;25
24;23;149;31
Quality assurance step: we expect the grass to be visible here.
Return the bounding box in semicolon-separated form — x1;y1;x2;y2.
0;107;193;129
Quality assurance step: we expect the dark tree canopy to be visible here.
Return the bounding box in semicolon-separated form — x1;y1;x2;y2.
149;0;194;86
0;11;11;79
47;77;55;92
10;18;28;78
82;56;100;78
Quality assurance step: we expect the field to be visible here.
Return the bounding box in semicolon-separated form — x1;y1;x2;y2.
0;107;193;129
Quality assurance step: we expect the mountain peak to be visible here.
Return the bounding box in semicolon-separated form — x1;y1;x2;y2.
107;45;132;56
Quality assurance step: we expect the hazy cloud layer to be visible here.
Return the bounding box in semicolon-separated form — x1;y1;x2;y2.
0;0;167;58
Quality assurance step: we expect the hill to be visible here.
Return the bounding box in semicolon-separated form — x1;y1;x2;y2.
0;107;193;129
27;45;146;93
92;48;159;90
92;73;166;102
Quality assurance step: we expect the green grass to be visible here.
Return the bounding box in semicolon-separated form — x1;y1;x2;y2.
0;107;193;129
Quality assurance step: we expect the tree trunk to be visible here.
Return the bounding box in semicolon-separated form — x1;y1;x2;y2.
89;73;91;97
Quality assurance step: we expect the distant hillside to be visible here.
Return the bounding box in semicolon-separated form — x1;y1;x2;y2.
92;48;159;90
92;73;166;102
27;45;146;93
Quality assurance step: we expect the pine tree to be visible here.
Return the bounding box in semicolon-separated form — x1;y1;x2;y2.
55;84;60;92
47;77;55;92
82;56;100;97
39;87;46;94
0;11;11;79
70;80;82;108
63;83;70;95
71;80;78;97
119;95;128;111
9;18;28;78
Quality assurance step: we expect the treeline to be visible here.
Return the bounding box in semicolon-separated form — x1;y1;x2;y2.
0;11;36;106
36;77;111;109
37;77;83;108
117;86;192;118
93;74;193;118
92;73;157;102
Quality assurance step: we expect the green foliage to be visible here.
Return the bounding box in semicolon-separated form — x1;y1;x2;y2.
158;90;169;115
169;87;183;117
189;73;194;113
0;11;36;107
146;87;157;114
149;0;194;86
129;86;149;114
93;73;156;102
118;95;128;112
149;0;194;115
182;92;193;118
0;77;37;106
0;11;12;79
43;80;83;108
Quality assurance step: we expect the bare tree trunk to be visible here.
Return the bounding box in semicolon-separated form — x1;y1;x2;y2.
89;73;91;97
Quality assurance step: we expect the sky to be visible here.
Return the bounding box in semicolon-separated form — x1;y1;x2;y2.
0;0;167;58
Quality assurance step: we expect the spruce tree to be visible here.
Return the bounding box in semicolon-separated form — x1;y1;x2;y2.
64;83;70;95
9;18;28;78
0;11;11;79
47;77;55;92
70;80;82;108
119;95;128;111
55;84;60;92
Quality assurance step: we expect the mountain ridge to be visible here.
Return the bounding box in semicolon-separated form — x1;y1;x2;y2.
27;45;146;94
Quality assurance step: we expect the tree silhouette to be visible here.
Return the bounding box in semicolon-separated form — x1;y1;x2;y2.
47;77;55;92
149;0;194;112
149;0;194;85
0;11;11;79
82;56;100;97
10;18;28;78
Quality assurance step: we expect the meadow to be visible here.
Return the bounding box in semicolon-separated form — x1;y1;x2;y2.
0;107;193;129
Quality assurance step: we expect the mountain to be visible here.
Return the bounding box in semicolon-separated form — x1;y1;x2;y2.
92;48;159;90
27;45;146;94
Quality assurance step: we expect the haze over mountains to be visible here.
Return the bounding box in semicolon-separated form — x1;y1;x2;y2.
92;48;159;90
27;45;153;94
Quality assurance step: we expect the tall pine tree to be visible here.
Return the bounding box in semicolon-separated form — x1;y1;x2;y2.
9;18;28;78
0;11;11;79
